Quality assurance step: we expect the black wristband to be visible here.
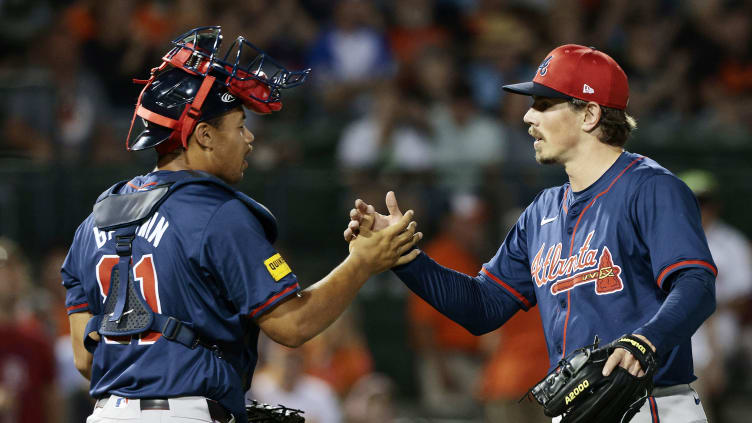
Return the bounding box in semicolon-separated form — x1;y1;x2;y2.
611;334;656;372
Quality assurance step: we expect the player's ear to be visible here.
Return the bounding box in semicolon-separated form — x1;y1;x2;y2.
582;102;602;132
192;122;214;150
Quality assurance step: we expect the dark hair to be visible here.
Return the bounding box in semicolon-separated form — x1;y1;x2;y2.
202;114;226;129
569;98;637;147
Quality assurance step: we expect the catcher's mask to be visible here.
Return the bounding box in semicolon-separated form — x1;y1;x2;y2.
127;26;310;154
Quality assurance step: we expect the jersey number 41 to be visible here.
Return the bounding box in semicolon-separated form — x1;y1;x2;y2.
95;254;162;345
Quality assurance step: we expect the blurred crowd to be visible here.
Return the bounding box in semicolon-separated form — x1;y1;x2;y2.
1;0;752;422
1;0;751;168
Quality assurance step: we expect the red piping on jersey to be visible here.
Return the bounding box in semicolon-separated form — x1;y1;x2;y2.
481;268;532;309
568;157;644;253
561;290;571;357
127;181;158;190
561;156;644;358
656;260;717;288
249;284;300;318
67;303;89;313
649;396;659;423
562;187;570;213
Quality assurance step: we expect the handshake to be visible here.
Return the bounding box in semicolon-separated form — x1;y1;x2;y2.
343;191;422;275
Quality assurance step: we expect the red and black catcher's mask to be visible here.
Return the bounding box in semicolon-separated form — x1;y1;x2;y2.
126;26;310;154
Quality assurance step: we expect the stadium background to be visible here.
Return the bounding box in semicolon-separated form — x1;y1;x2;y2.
0;0;751;422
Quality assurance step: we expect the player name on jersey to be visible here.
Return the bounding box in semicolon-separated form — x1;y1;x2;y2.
93;212;171;250
530;230;624;295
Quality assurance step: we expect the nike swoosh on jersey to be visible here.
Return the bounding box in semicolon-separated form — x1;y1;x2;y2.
541;216;558;226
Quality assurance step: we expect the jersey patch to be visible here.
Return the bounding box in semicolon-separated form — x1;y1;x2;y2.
264;253;291;281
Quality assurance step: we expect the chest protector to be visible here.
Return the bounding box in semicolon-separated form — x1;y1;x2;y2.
83;171;277;359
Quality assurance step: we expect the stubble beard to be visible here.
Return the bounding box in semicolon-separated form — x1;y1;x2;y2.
536;155;557;165
534;147;558;165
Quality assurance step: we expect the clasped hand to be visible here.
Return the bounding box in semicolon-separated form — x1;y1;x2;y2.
345;191;423;273
345;191;423;272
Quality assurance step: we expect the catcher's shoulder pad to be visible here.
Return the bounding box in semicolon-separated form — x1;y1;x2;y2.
94;171;279;242
166;171;279;243
94;182;172;230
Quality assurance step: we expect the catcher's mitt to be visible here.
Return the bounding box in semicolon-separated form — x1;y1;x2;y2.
246;400;305;422
526;335;657;423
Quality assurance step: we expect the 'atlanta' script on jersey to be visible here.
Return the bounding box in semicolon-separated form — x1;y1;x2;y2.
530;230;623;295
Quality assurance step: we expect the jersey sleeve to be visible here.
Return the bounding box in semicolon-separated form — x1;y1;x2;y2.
479;208;536;310
201;199;300;318
632;174;717;290
394;253;523;335
62;224;91;315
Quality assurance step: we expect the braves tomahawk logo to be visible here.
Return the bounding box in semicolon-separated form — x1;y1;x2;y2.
531;231;623;295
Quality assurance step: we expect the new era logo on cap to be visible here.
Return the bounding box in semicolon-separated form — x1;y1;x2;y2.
501;44;629;110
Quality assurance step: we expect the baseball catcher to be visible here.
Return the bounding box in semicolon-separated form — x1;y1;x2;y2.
526;335;657;423
64;24;421;423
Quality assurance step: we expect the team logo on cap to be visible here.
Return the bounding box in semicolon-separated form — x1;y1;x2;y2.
538;56;553;76
221;92;236;103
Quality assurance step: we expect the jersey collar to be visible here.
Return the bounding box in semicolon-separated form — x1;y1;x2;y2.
568;151;634;202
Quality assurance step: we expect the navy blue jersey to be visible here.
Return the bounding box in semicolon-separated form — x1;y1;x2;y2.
62;170;300;418
480;151;716;386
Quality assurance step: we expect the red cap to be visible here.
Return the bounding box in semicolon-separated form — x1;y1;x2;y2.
503;44;629;110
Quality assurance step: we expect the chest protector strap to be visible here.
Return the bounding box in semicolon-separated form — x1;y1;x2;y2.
84;185;203;353
84;172;274;358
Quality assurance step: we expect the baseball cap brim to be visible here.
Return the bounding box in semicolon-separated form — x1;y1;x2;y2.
502;81;572;99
